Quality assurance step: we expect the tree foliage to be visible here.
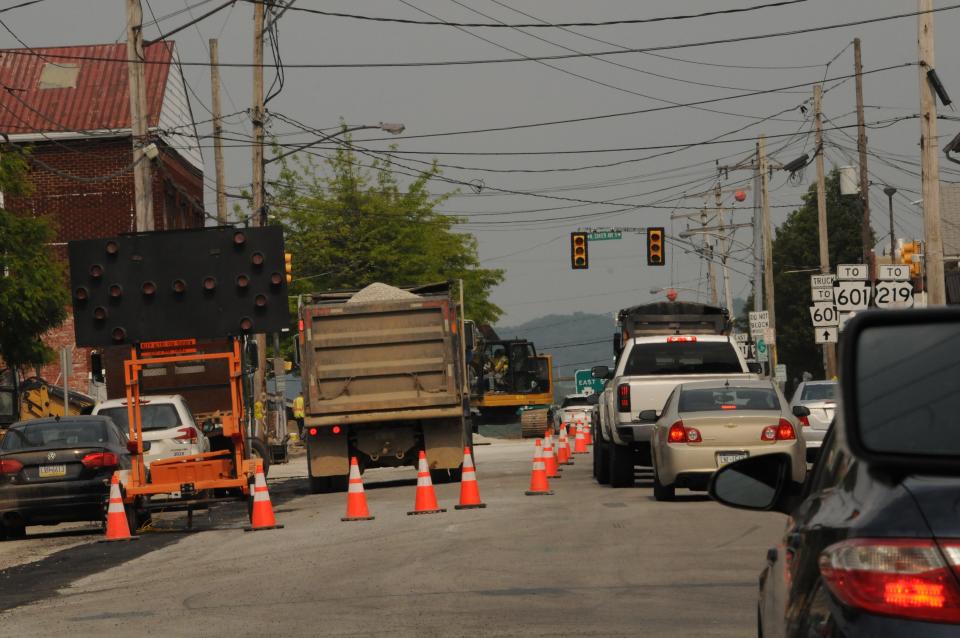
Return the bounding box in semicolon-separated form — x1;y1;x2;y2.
0;147;68;368
765;170;870;379
268;143;505;324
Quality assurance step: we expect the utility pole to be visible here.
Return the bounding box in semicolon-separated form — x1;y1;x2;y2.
209;38;227;224
701;207;718;305
854;38;871;265
814;85;838;378
126;0;153;231
758;135;777;368
918;0;947;305
884;186;898;261
716;183;735;314
251;2;267;399
753;156;763;312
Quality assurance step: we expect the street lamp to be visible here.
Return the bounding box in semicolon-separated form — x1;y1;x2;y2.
266;122;406;165
649;286;703;301
883;186;897;260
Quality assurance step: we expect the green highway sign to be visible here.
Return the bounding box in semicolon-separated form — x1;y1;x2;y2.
587;230;622;241
575;369;606;395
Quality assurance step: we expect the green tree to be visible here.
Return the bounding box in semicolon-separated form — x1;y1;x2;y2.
268;143;505;324
0;147;68;368
767;169;870;379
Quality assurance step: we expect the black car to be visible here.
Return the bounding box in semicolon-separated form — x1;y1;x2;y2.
0;415;132;539
710;307;960;636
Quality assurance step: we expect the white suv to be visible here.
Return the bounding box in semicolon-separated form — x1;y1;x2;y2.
92;395;209;467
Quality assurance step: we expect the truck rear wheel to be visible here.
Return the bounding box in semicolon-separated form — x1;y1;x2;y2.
595;439;611;485
609;444;635;488
309;475;348;494
249;439;271;477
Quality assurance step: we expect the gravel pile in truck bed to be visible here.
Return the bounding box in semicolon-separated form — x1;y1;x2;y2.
346;282;421;303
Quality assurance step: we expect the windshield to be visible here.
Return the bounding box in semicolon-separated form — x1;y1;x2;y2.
1;420;109;450
679;387;782;412
623;342;743;376
98;404;183;432
800;383;836;401
561;397;590;407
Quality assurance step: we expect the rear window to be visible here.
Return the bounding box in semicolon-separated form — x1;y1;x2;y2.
679;387;782;412
1;420;109;451
801;384;836;401
561;397;590;407
623;341;743;376
97;404;183;432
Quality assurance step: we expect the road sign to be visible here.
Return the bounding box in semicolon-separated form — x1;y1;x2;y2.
809;304;839;327
838;312;856;332
763;327;776;345
733;332;749;343
811;274;836;288
837;264;869;281
774;364;787;383
815;327;839;344
574;369;606;395
587;230;622;241
874;281;915;309
878;264;911;282
835;281;872;311
811;287;835;303
749;311;769;336
756;338;769;363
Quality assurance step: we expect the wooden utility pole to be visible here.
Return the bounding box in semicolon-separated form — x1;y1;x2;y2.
854;38;871;265
701;208;719;305
126;0;153;231
209;38;227;224
758;135;777;368
716;183;735;314
918;0;947;305
252;2;267;398
813;85;838;378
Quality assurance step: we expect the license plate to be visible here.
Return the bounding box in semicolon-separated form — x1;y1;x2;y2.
716;452;748;467
38;464;67;478
172;451;186;457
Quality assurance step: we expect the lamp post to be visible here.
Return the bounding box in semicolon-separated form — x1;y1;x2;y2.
883;186;897;262
266;122;405;165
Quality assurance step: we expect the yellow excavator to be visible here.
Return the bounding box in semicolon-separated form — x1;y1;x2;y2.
0;371;96;431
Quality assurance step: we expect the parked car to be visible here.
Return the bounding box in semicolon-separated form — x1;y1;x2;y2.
788;380;836;462
710;307;960;636
554;393;598;434
647;379;806;501
0;415;132;539
92;396;209;467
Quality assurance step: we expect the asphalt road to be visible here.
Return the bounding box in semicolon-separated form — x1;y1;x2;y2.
0;439;785;637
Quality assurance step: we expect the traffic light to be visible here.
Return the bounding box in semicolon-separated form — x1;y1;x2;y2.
901;240;922;277
647;227;665;266
570;232;588;269
284;252;293;283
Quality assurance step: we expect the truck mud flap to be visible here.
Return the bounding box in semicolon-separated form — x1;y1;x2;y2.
421;419;464;471
308;429;349;478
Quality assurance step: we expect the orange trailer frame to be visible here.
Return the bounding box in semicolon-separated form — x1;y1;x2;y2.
121;339;257;503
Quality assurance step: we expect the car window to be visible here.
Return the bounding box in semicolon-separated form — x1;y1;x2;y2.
804;426;852;495
561;397;590;407
97;404;182;432
0;420;109;450
623;342;743;376
678;387;781;412
800;384;836;402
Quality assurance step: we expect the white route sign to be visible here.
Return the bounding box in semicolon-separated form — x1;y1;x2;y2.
749;311;769;336
812;287;835;303
874;281;915;309
763;327;776;345
809;304;839;327
837;264;869;281
733;333;749;343
835;281;872;311
774;364;787;383
811;274;836;288
815;327;839;344
878;264;911;282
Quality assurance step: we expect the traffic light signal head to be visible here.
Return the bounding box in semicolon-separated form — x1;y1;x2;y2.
570;232;588;269
647;227;665;266
284;252;293;283
901;241;922;277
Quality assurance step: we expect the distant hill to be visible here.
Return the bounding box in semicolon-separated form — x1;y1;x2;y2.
495;312;615;399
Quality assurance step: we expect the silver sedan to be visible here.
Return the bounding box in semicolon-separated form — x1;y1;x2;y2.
788;380;836;462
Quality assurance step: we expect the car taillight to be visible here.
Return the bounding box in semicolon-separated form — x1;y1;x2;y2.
308;427;318;437
667;420;701;444
127;440;141;454
799;415;811;427
666;336;697;343
176;426;199;444
820;539;960;623
617;384;631;412
0;459;23;476
332;425;342;435
761;419;797;441
81;452;119;469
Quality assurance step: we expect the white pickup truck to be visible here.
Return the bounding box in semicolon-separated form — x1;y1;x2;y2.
592;302;760;487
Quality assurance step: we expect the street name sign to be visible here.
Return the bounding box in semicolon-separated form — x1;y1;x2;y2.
814;327;839;344
878;264;911;282
837;264;869;281
587;230;622;241
835;281;872;311
809;304;839;327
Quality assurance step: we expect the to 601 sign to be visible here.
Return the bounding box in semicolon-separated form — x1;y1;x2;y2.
835;282;872;310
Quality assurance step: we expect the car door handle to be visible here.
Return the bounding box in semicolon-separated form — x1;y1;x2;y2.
786;533;802;550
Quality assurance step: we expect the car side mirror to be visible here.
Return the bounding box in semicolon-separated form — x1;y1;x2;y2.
638;409;659;422
591;365;612;380
708;453;804;514
792;405;811;418
747;362;762;374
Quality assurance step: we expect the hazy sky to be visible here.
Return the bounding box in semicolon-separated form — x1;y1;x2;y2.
3;0;957;325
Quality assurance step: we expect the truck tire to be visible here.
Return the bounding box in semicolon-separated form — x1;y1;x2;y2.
249;438;271;477
653;469;675;502
595;439;611;485
520;408;549;438
430;468;461;484
608;444;635;488
309;475;348;494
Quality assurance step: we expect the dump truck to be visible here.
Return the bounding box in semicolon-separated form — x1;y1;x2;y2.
298;282;471;493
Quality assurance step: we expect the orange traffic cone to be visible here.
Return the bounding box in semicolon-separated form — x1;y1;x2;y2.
543;433;561;479
245;461;284;531
525;439;553;496
101;473;137;542
455;447;486;509
573;423;588;454
583;418;593;446
559;424;573;465
408;450;446;515
342;456;375;521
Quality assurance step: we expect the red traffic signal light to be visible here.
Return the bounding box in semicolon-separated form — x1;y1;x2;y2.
647;227;665;266
570;232;589;269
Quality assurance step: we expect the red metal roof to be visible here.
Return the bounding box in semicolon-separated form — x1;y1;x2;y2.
0;42;173;135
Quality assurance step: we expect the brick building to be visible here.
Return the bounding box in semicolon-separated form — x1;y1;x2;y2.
0;41;205;393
